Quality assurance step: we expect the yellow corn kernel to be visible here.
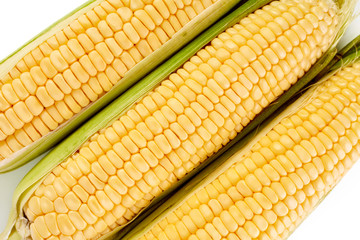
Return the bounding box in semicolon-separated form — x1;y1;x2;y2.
23;0;338;239
141;61;360;240
0;0;218;163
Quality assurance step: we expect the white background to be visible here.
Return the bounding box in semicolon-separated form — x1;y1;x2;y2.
0;1;360;239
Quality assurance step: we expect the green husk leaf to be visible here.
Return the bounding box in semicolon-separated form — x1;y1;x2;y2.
117;47;337;240
310;19;360;87
0;0;242;172
284;34;360;239
307;0;357;79
1;0;355;238
120;72;327;239
119;0;358;238
1;0;263;237
119;86;304;240
330;34;360;71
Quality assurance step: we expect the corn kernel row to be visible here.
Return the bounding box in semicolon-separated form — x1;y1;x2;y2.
1;0;217;83
0;0;217;160
22;0;338;239
141;61;360;240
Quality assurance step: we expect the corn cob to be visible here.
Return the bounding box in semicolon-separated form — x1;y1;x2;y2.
0;0;239;172
2;0;344;239
133;58;360;240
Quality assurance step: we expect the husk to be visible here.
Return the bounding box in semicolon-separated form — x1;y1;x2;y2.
121;80;319;240
284;21;360;240
116;50;338;240
0;0;264;237
119;0;359;239
330;34;360;70
1;0;356;239
0;0;242;172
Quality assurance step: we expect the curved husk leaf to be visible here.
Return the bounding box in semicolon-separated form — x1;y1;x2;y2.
0;0;242;172
330;34;360;70
119;0;359;238
1;0;356;238
309;19;360;88
121;74;331;240
0;0;266;237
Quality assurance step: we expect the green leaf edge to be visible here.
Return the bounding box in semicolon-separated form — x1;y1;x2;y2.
330;34;360;71
117;48;338;240
0;0;247;237
1;0;354;238
117;0;358;238
0;0;242;172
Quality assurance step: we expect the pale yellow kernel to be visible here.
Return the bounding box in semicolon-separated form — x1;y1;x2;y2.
0;141;12;158
65;39;85;60
59;164;76;183
142;6;161;28
35;88;55;110
263;48;280;67
85;52;105;75
271;42;287;60
11;102;33;124
62;190;83;212
6;134;23;152
70;89;90;108
53;102;72;121
269;180;287;201
281;176;297;195
0;92;11;114
30;223;46;240
40;213;60;237
183;5;197;19
63;23;79;39
45;80;65;101
210;217;228;237
39;58;57;79
12;129;31;146
56;214;77;236
61;71;80;92
10;79;28;102
259;27;276;44
81;83;99;102
30;48;44;65
22;53;37;69
200;223;219;240
68;19;85;36
152;0;169;19
93;45;113;67
132;16;150;39
74;36;93;55
50;76;69;97
2;84;21;106
23;98;44;120
38;42;53;58
234;180;252;199
20;124;40;144
43;173;55;185
269;158;287;177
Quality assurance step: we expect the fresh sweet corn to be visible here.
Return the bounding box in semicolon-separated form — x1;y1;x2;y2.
137;60;360;240
16;0;341;239
0;0;236;171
